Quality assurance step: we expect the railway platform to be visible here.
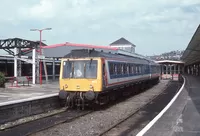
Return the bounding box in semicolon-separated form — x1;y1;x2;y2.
140;75;200;136
0;81;59;106
0;81;60;125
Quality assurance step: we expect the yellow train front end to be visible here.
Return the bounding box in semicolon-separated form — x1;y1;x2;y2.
59;57;103;108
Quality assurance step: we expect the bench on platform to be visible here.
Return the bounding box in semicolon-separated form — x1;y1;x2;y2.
10;76;31;87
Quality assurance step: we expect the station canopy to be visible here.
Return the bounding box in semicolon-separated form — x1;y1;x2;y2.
156;60;184;64
181;24;200;66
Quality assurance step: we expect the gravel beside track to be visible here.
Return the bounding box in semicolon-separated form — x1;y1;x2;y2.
31;80;169;136
102;81;182;136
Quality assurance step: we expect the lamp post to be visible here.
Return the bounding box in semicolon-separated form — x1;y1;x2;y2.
30;28;52;85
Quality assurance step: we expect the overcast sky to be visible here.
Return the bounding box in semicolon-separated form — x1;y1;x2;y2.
0;0;200;56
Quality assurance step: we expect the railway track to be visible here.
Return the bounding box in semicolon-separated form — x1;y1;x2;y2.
99;81;182;136
0;108;92;136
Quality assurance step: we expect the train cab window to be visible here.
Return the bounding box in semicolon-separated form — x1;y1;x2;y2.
74;61;85;78
85;60;97;78
63;61;72;78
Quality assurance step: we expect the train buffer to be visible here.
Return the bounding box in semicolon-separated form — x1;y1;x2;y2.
10;76;31;87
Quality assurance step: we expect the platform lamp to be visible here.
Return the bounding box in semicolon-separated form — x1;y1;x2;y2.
30;28;52;85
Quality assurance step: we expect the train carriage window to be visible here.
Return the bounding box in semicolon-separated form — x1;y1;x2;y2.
117;63;121;75
125;63;127;74
109;62;115;75
138;65;140;74
127;64;129;74
135;66;138;74
124;63;127;74
130;64;132;74
129;64;131;74
131;65;134;74
142;65;144;74
114;64;117;75
121;64;124;74
138;65;141;74
109;62;112;75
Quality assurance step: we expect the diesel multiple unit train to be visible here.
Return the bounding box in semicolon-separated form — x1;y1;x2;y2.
59;49;160;108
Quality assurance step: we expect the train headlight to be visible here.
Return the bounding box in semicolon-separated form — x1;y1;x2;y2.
65;84;68;88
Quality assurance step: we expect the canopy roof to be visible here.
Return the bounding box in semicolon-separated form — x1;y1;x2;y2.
181;24;200;65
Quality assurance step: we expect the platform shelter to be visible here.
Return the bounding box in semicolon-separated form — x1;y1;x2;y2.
156;60;184;80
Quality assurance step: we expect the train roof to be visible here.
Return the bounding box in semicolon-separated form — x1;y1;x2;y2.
63;49;158;65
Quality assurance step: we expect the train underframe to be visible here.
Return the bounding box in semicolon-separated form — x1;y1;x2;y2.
59;77;160;110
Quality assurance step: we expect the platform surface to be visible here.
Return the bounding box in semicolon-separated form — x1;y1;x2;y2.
144;75;200;136
0;81;59;106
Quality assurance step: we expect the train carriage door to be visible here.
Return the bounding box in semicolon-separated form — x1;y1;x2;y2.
102;59;107;88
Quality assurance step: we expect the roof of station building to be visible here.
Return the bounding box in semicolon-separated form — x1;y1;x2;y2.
42;42;118;58
109;37;136;47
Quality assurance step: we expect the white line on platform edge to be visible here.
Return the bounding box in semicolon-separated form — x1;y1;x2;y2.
0;93;58;107
136;77;186;136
